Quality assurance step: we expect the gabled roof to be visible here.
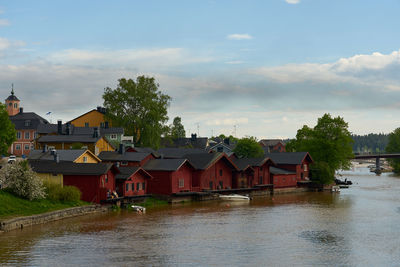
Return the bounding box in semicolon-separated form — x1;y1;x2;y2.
28;149;100;163
29;161;115;175
184;152;239;171
270;167;296;175
157;147;208;159
208;142;236;152
37;135;101;143
98;151;154;162
143;158;193;171
9;112;49;130
160;136;209;149
264;152;313;165
115;166;152;180
259;139;285;147
68;108;105;123
233;157;275;171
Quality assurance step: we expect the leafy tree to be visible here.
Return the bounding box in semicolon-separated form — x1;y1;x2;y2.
170;116;186;139
385;128;400;173
71;142;84;149
287;114;353;184
0;103;16;155
233;136;264;158
0;160;46;200
103;76;171;149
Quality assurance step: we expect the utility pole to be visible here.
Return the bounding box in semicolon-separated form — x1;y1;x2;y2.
196;123;200;136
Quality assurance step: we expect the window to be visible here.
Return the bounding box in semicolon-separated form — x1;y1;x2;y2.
217;147;223;152
83;156;88;163
24;144;30;150
121;161;128;166
14;103;18;108
16;132;21;139
9;103;12;107
15;144;21;150
259;176;263;184
105;174;108;183
24;132;30;139
179;179;184;188
24;120;31;127
209;181;213;189
34;132;37;138
142;182;145;191
137;183;140;191
84;122;89;127
219;181;223;189
110;134;117;140
219;169;223;176
100;122;105;128
303;164;308;171
131;183;135;191
126;184;129;192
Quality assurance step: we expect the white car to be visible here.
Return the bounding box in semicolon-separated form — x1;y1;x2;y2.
7;155;16;164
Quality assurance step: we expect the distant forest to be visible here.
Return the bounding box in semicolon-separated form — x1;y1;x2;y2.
351;133;389;153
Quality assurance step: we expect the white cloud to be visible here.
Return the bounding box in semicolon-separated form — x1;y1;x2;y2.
0;18;9;26
227;34;253;40
285;0;300;4
225;60;244;64
0;37;10;50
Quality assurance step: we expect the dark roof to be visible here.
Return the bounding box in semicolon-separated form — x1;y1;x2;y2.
98;151;153;162
208;142;236;152
160;136;209;149
157;147;208;159
36;123;123;136
233;157;275;171
28;149;87;162
270;167;296;175
259;139;285;147
143;158;192;171
184;152;238;171
264;152;312;165
37;135;100;143
9;112;49;130
130;147;158;154
6;93;19;101
29;161;114;175
115;166;152;180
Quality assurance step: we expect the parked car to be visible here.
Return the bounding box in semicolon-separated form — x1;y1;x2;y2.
8;155;16;164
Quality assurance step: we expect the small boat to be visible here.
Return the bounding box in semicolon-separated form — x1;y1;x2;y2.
131;205;146;213
219;194;250;201
338;185;349;189
331;185;340;193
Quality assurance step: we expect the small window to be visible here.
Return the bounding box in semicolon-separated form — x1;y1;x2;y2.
121;161;128;166
84;122;89;127
217;147;223;152
303;164;308;171
131;183;135;191
142;182;145;191
259;176;263;184
137;183;140;191
24;120;31;127
219;169;223;176
14;103;18;108
16;132;21;139
179;179;184;188
9;103;12;106
24;132;30;139
110;134;117;140
105;174;108;183
126;184;129;192
24;144;30;150
219;181;223;189
100;122;105;128
15;144;21;150
83;156;88;163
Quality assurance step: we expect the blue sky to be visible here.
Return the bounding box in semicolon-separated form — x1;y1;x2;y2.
2;0;400;139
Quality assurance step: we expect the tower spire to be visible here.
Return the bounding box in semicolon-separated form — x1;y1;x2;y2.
11;83;14;95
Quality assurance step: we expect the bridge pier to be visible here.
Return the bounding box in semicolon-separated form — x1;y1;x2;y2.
375;157;381;174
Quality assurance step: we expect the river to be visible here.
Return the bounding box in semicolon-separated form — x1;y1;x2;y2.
1;166;400;266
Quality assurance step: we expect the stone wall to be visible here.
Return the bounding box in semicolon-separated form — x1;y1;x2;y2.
0;205;108;233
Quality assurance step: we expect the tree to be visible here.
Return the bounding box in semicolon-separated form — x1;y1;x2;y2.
103;76;171;149
0;160;46;200
385;128;400;173
170;116;186;139
233;136;264;158
287;114;353;184
0;103;16;155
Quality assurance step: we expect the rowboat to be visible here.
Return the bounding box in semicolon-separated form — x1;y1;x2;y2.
219;194;250;201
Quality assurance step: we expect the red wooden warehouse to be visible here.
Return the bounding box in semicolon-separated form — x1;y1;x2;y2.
233;157;275;188
115;166;152;197
265;152;313;182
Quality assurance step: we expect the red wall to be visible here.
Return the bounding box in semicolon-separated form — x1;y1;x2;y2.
272;173;297;188
118;172;148;197
277;160;310;181
171;164;192;193
252;162;272;186
63;170;115;204
193;159;233;191
147;163;193;195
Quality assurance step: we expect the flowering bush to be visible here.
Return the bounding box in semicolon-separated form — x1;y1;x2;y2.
0;160;46;200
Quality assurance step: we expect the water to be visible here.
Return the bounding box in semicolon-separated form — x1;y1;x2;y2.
1;166;400;266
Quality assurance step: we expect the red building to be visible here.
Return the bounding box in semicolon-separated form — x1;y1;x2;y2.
270;167;297;188
233;157;275;188
185;153;239;191
259;139;286;153
144;159;194;195
115;166;152;197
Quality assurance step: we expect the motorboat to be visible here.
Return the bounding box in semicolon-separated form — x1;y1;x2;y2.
219;194;250;201
131;205;146;213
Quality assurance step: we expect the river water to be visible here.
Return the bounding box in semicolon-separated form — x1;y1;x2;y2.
1;166;400;266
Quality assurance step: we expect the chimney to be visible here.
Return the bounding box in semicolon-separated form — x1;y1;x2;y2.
42;144;47;153
224;138;230;145
57;120;62;135
105;121;109;129
191;133;197;141
97;106;102;112
118;143;125;154
66;122;71;135
19;107;23;114
54;153;59;163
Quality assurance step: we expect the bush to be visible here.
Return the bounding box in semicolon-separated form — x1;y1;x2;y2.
43;181;81;202
310;161;335;184
0;161;46;200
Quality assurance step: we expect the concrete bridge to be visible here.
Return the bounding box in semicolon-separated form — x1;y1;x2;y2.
354;153;400;173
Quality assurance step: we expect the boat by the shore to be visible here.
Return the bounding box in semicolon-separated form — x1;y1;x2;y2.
219;194;250;201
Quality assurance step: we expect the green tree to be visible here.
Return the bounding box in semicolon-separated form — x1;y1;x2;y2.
287;114;353;184
170;116;186;139
103;76;171;149
385;128;400;173
0;103;16;155
233;136;264;158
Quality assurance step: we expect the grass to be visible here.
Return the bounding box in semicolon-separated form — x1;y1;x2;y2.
139;197;169;208
0;189;89;220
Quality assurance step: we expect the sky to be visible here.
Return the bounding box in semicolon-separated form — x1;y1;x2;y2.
2;0;400;139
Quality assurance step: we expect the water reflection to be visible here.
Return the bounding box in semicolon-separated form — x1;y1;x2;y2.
1;167;400;266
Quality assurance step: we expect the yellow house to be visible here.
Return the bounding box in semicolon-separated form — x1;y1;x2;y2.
36;135;115;155
69;107;112;128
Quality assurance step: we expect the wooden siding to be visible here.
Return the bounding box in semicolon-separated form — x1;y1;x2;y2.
272;173;297;188
117;172;148;197
70;110;110;128
192;159;234;191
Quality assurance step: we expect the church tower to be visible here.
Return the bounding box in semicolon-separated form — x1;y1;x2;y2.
5;84;20;116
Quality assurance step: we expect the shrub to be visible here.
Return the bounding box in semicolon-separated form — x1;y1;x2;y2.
310;161;335;184
43;181;81;202
0;160;46;200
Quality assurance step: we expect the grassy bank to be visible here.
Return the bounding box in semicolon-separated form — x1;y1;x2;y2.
136;197;169;208
0;190;88;220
